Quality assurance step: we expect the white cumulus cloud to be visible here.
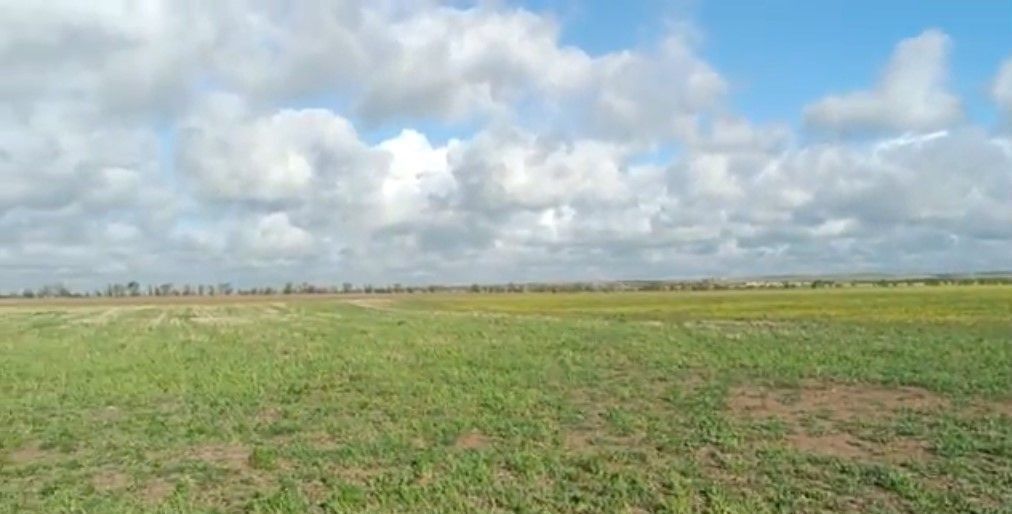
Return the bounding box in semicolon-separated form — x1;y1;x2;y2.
804;30;962;133
0;3;1008;290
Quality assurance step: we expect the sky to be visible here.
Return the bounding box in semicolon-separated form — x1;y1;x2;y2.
1;1;1011;291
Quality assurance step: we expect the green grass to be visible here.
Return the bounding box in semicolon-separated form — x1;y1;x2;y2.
1;287;1010;513
398;285;1012;323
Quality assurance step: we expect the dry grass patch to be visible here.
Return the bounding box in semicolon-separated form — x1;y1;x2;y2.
147;443;287;507
786;432;865;459
140;478;175;504
296;431;344;451
256;406;284;425
805;433;933;463
189;316;252;325
344;298;395;311
5;442;69;466
966;398;1012;418
185;443;252;470
92;469;131;492
563;431;594;452
70;307;127;325
728;382;948;423
301;480;331;504
454;431;492;450
7;444;49;465
728;382;947;462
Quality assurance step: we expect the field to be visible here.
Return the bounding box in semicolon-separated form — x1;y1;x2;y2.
1;287;1010;513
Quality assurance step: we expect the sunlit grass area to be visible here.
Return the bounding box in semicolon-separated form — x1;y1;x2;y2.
1;287;1010;512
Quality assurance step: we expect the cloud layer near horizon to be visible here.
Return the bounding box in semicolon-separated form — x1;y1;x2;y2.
1;2;1010;289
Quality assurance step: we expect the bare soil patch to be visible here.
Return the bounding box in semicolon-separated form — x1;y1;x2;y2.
184;443;251;470
257;406;284;425
7;444;50;465
140;479;174;504
728;382;945;462
301;480;331;504
92;470;131;492
454;431;491;450
564;431;593;452
728;382;947;423
787;433;869;460
966;398;1012;417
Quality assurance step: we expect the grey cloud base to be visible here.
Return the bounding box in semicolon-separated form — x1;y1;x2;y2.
0;3;1010;291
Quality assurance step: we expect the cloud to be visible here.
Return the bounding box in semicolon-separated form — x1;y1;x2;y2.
0;3;1009;290
447;127;637;212
0;105;156;213
804;30;962;133
376;129;458;225
353;6;592;123
198;3;724;141
177;93;386;205
247;212;316;260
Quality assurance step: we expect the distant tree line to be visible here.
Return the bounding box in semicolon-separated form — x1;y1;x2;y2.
5;276;1012;299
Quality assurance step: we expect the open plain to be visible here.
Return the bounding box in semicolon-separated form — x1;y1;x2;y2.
1;287;1010;513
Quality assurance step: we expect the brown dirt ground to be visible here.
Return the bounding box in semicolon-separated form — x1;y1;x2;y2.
727;382;948;461
140;479;174;504
5;442;70;466
728;382;948;423
8;444;49;465
92;470;131;492
454;431;492;450
257;406;284;425
784;432;930;462
184;443;252;470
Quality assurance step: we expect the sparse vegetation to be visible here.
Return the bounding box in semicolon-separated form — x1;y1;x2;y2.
1;287;1010;512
